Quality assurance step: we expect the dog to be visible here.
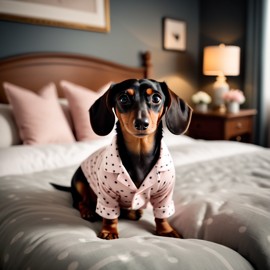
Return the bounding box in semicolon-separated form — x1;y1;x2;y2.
52;79;192;240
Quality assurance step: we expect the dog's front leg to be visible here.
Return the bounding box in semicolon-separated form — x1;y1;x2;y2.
98;218;119;240
155;218;181;238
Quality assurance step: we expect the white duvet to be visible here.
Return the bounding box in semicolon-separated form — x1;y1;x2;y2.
0;135;269;270
0;132;261;177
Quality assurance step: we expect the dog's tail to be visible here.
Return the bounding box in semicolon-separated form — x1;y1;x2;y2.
50;183;71;192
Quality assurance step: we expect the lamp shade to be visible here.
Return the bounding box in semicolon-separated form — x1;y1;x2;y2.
203;44;240;76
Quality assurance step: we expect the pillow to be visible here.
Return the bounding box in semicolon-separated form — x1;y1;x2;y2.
3;82;75;145
60;80;112;141
58;98;74;131
0;104;21;147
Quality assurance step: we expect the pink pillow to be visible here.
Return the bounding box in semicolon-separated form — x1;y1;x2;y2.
60;81;112;141
3;82;75;145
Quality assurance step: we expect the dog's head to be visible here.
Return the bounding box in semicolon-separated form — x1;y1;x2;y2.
90;79;192;137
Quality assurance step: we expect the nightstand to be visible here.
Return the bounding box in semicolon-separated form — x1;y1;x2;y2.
188;109;257;143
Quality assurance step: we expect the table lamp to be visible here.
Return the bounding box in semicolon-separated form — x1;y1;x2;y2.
203;44;240;111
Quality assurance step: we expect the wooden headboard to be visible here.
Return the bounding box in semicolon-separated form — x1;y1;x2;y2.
0;52;152;103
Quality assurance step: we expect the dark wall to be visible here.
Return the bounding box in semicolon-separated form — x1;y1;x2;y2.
0;0;200;102
199;0;264;145
199;0;247;94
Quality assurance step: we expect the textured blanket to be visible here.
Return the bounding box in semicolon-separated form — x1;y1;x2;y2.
0;145;269;270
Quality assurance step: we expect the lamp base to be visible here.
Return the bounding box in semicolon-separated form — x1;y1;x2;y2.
213;104;226;113
213;75;229;111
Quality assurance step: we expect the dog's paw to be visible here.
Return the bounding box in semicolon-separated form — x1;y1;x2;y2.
120;209;143;220
78;202;99;222
156;229;181;238
98;231;119;240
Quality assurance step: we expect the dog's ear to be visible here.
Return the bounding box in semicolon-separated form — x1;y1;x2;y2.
160;82;193;135
89;85;115;136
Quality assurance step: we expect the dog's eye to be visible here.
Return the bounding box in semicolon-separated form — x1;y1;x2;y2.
151;94;162;104
119;94;130;105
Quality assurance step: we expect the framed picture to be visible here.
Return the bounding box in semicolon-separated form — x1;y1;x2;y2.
0;0;110;32
163;17;186;51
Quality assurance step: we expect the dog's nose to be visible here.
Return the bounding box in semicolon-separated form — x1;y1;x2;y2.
134;118;149;130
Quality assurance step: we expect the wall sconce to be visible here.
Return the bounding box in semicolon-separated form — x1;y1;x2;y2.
203;44;240;111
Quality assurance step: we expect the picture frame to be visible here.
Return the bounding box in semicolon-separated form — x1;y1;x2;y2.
0;0;110;33
163;17;186;51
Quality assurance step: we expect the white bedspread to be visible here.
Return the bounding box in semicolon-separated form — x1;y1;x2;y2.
0;135;269;270
0;133;261;176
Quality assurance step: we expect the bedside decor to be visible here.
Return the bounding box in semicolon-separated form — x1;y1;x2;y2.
192;91;212;112
223;89;245;113
163;17;186;51
203;44;240;111
188;109;257;142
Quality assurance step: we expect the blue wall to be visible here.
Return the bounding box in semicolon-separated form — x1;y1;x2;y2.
0;0;200;102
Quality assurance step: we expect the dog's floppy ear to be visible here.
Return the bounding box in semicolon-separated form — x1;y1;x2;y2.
89;85;115;136
160;82;192;135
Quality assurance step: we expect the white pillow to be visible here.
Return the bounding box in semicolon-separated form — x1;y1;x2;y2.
58;98;74;132
0;103;21;147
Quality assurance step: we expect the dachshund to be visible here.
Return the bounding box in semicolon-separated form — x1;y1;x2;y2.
52;79;192;240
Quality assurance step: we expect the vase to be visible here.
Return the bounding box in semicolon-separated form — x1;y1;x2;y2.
195;103;208;113
227;102;239;113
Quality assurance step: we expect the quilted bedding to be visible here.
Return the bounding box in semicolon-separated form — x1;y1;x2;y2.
0;135;269;270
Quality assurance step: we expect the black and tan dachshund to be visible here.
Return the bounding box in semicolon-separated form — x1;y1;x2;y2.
52;79;192;240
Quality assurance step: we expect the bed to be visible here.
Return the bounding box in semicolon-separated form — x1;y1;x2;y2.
0;52;269;270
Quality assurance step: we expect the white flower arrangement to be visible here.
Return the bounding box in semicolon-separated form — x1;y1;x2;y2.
192;91;212;104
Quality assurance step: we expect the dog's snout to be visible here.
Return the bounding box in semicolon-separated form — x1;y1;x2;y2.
133;109;149;131
134;117;149;130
